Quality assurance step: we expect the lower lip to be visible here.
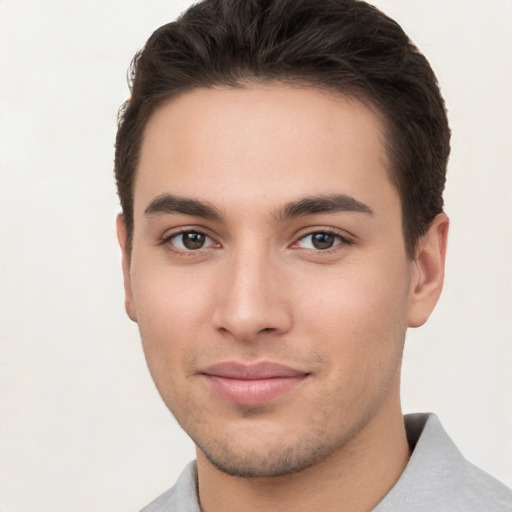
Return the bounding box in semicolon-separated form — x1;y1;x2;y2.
204;375;306;406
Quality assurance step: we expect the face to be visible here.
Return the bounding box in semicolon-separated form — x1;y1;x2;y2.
119;85;442;477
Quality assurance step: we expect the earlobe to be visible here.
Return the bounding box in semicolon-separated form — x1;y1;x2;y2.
407;213;449;328
116;214;138;323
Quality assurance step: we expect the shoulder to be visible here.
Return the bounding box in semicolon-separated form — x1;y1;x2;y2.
375;413;512;511
459;461;512;510
139;461;200;512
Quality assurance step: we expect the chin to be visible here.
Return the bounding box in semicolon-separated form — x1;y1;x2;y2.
193;425;338;478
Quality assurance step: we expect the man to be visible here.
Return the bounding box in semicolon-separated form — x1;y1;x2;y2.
114;0;512;510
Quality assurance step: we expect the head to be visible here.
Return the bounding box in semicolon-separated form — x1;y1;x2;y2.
115;0;450;259
114;0;450;480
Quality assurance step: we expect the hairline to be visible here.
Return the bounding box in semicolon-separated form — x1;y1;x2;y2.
123;79;414;256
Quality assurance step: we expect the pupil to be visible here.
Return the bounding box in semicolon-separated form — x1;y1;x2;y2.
312;233;334;250
183;232;205;250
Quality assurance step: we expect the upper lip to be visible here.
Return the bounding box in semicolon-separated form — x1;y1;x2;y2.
201;361;309;380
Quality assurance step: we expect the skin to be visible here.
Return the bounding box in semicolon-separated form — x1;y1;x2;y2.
117;85;448;511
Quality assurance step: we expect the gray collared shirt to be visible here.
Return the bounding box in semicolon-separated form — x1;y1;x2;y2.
140;413;512;511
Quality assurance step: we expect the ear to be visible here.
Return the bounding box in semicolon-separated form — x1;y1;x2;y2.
407;213;449;328
116;214;137;322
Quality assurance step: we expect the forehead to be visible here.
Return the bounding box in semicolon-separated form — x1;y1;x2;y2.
134;84;398;218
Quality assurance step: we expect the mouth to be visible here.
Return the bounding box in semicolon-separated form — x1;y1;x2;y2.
200;361;310;406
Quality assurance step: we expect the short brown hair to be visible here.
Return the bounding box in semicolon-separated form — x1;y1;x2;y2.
115;0;450;257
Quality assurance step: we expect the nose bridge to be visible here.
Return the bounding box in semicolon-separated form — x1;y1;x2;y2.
213;240;291;340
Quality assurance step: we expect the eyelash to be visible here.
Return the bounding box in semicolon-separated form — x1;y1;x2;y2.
294;229;352;252
159;229;217;256
159;228;353;255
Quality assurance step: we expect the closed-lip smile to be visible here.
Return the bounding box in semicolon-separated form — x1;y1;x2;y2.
200;361;310;406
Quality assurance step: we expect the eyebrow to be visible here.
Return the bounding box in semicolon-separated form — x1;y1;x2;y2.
144;194;223;220
144;192;373;222
273;194;373;221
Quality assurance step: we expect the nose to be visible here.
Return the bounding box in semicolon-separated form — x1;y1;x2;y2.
212;248;293;342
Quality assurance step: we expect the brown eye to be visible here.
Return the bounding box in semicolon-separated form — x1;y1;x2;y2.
182;232;206;249
296;232;344;250
168;231;214;251
311;233;336;249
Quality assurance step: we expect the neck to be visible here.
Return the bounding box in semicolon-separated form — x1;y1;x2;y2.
196;390;410;512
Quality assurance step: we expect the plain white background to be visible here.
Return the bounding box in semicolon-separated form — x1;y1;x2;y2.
0;1;511;510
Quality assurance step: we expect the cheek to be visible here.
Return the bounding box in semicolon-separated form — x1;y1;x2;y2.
296;271;409;424
298;262;410;367
132;255;213;326
130;264;214;374
131;274;205;414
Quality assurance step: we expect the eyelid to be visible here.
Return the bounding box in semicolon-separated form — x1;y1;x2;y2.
291;228;354;251
157;226;353;253
159;227;220;252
